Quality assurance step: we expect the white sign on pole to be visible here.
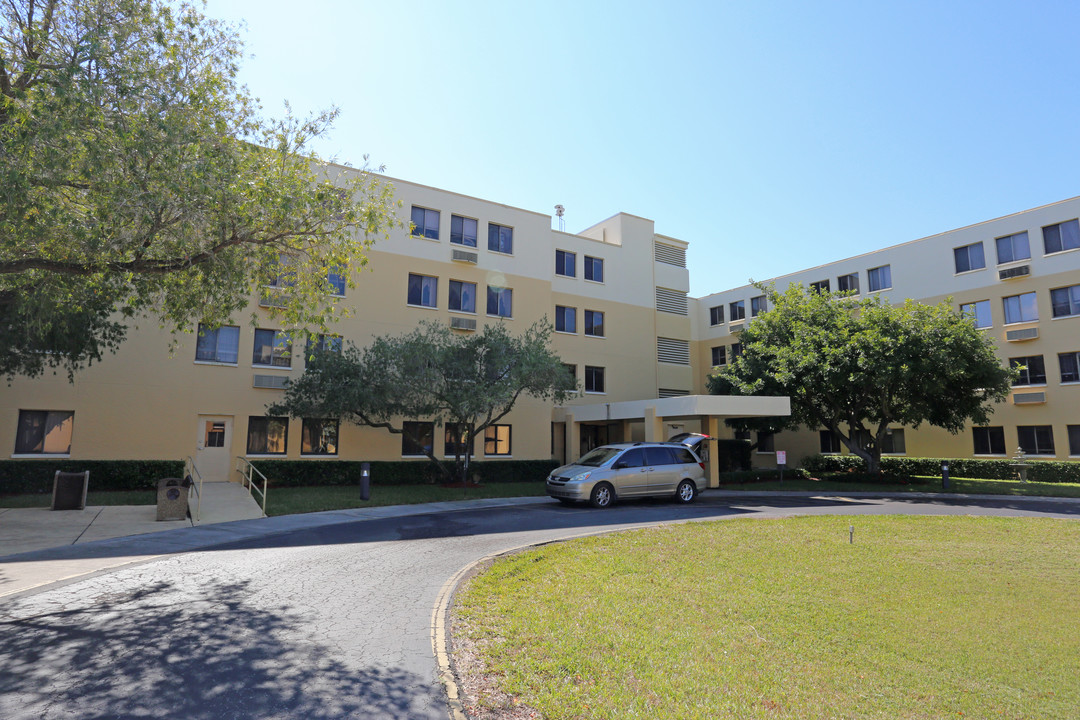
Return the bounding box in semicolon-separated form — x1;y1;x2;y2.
776;450;787;465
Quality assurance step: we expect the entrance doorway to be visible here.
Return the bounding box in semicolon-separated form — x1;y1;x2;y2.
195;416;233;482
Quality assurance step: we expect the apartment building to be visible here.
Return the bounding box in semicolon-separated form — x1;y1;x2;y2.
4;166;1078;477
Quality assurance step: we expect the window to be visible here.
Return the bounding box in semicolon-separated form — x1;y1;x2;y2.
584;365;605;393
451;215;477;247
484;424;511;456
449;280;476;313
995;232;1030;264
1010;356;1046;386
584;256;604;282
1059;352;1080;383
253;329;292;368
488;222;513;254
819;430;841;454
837;273;859;293
327;267;346;296
709;305;724;325
15;410;73;454
1003;292;1038;324
195;324;240;364
810;280;830;294
731;342;742;359
555;250;576;277
881;429;906;454
711;346;726;367
729;300;745;321
267;254;296;288
756;432;775;453
305;334;342;357
867;265;892;292
1069;426;1080;456
1017;425;1055;455
301;419;338;455
973;426;1006;455
734;430;751;442
445;423;469;457
960;300;992;329
563;363;577;382
555;305;576;333
487;286;513;318
1043;219;1080;254
1050;284;1080;318
247;417;287;455
410;206;439;240
402;421;434;456
750;295;767;317
584;310;604;337
407;273;438;308
953;242;985;273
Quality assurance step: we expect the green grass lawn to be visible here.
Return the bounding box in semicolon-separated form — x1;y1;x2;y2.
720;474;1080;498
455;515;1080;719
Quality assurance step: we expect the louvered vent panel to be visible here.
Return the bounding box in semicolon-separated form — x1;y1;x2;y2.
1005;327;1039;342
658;388;690;398
998;265;1030;280
449;316;477;331
1013;392;1046;405
657;337;690;365
654;243;686;267
253;374;289;390
451;249;479;264
655;287;688;315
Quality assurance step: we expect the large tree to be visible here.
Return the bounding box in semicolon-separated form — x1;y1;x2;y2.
0;0;399;379
710;283;1014;473
270;320;578;483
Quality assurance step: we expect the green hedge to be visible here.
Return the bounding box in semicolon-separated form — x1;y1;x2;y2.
248;459;560;488
0;459;185;495
718;468;810;484
801;454;1080;483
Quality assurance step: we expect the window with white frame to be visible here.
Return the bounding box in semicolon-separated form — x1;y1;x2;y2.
729;300;745;321
756;432;775;453
973;426;1006;455
584;365;605;393
1043;219;1080;254
819;429;841;454
402;421;434;456
444;423;470;457
487;286;512;318
953;242;985;273
555;250;576;277
301;419;338;455
407;273;438;308
327;267;346;296
960;300;992;329
484;424;511;456
195;324;240;364
555;305;576;333
709;305;724;325
711;346;726;366
995;231;1030;264
488;222;513;254
1010;355;1046;386
1069;425;1080;456
584;255;604;282
15;410;73;455
584;310;604;337
1050;284;1080;318
750;295;767;317
867;265;892;292
451;215;477;247
247;416;288;455
1059;351;1080;383
563;363;577;382
810;280;830;294
1017;425;1054;455
253;329;292;368
881;429;906;454
1003;292;1038;324
305;333;342;357
410;206;440;240
731;342;742;359
449;280;476;313
837;273;859;293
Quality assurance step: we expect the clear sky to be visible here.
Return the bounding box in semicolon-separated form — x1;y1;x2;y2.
207;0;1080;297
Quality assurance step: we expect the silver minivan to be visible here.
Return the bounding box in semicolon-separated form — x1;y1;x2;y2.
546;442;706;508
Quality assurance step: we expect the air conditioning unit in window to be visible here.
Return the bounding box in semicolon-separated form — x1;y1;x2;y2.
729;323;745;333
450;316;477;331
1005;327;1039;342
998;265;1030;281
1012;391;1046;405
253;374;289;390
451;249;478;264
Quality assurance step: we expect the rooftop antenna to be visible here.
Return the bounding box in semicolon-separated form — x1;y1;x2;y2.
554;204;565;232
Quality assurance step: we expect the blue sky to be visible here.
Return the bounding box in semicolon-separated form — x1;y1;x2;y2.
207;0;1080;297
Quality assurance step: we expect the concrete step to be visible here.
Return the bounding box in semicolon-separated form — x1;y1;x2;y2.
188;481;265;525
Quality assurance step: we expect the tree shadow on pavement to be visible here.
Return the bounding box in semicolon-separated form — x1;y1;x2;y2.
0;578;444;720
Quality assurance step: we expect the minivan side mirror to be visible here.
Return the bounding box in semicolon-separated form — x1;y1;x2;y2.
612;461;628;469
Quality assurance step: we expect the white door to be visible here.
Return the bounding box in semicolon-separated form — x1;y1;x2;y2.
195;416;233;482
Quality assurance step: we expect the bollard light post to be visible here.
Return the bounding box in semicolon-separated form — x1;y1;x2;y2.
941;460;950;491
360;462;371;501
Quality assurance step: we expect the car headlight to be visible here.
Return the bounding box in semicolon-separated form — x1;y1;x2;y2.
569;471;592;483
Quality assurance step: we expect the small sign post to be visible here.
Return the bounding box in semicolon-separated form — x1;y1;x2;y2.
776;450;787;484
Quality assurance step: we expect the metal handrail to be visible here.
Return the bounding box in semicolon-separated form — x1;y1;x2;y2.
184;456;204;523
235;456;268;515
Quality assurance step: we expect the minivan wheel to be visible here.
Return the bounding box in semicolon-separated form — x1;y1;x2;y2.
590;483;614;508
675;479;697;504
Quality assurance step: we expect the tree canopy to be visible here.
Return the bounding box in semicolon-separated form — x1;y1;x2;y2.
709;283;1014;472
270;320;578;482
0;0;399;379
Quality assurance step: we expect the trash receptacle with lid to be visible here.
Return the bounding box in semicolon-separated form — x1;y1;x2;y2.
156;477;191;521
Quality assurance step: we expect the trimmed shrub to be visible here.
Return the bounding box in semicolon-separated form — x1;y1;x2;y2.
249;459;560;488
0;460;184;495
718;468;810;484
801;454;1080;483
